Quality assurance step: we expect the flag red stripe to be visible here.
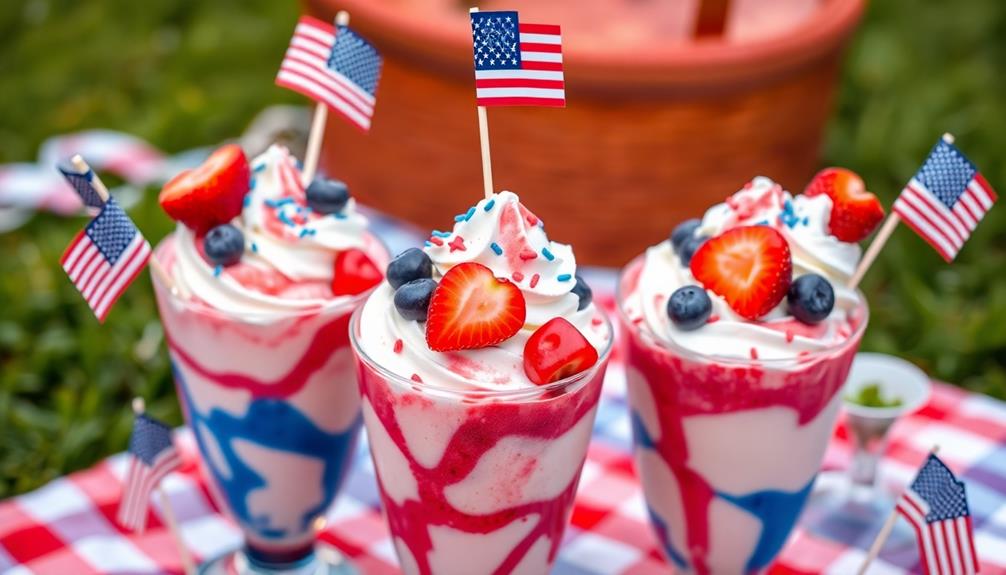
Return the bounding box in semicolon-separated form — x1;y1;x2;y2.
895;203;957;262
906;183;968;245
276;72;371;131
298;16;334;35
81;260;112;303
94;241;151;322
519;23;561;34
90;237;147;317
477;96;566;107
520;60;563;71
519;42;562;53
944;519;964;575
953;195;980;228
60;229;90;267
280;52;374;111
475;79;565;89
898;190;963;248
974;172;998;202
290;34;331;57
965;517;979;572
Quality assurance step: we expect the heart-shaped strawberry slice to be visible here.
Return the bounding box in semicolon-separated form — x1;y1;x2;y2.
804;167;884;242
426;262;526;352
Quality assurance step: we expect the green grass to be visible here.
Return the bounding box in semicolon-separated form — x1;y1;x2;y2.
0;0;1004;497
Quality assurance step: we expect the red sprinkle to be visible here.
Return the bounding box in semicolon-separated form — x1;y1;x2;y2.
591;317;603;327
518;248;537;261
393;339;403;354
529;273;540;288
707;314;720;324
411;374;423;383
785;330;795;343
448;236;466;252
750;347;759;360
526;214;538;226
633;317;644;325
428;236;443;246
512;271;524;282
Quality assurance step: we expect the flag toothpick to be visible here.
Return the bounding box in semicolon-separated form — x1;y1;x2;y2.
470;8;495;200
300;10;351;187
128;399;194;575
68;155;189;301
849;132;997;289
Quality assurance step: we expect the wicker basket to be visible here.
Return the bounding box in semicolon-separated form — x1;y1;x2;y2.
306;0;864;266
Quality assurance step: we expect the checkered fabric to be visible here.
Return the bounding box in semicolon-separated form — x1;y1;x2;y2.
3;268;1006;573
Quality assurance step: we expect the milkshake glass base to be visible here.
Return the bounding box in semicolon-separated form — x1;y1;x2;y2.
198;545;358;575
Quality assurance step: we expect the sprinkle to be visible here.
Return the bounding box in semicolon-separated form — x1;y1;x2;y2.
243;195;251;207
464;206;476;221
484;198;495;211
750;347;759;360
448;236;466;252
632;317;644;325
518;248;537;261
411;374;423;383
251;242;258;253
334;212;347;220
591;317;603;327
512;271;524;282
265;198;295;208
393;339;403;354
557;273;572;282
525;213;538;226
529;273;540;288
299;228;316;238
425;241;433;247
253;162;266;172
428;237;444;247
786;330;795;343
213;265;223;277
803;216;810;226
454;213;467;222
707;314;720;324
541;248;555;261
432;230;452;238
277;211;295;227
490;242;503;255
249;178;257;190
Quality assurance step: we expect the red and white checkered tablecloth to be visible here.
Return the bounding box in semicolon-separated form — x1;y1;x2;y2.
3;278;1006;575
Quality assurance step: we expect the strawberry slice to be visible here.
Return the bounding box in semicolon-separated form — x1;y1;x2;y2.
159;144;250;234
426;262;526;352
690;226;792;320
804;167;885;242
332;249;383;296
523;317;598;385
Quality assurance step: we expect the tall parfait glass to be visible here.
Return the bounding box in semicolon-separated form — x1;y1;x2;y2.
617;256;868;574
152;234;388;575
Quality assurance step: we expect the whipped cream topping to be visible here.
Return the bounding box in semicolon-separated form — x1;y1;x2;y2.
359;191;611;391
169;145;374;317
624;177;865;360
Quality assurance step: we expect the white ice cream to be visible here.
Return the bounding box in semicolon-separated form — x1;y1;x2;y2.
624;177;865;360
169;144;372;318
358;191;611;391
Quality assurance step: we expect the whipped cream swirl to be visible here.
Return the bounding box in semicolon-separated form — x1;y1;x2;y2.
625;177;865;360
169;145;373;317
359;191;611;391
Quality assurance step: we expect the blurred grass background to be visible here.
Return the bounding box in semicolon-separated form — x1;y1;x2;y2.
0;0;1003;497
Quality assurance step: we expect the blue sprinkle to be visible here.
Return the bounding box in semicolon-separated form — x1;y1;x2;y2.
334;212;347;220
249;178;256;190
557;273;572;282
253;163;266;172
278;212;295;227
431;230;452;238
803;216;810;226
490;242;503;255
265;198;295;209
299;228;312;238
454;213;467;222
251;242;258;253
756;219;769;226
542;248;555;261
464;206;476;221
424;241;433;247
213;265;222;277
243;195;251;207
484;198;495;212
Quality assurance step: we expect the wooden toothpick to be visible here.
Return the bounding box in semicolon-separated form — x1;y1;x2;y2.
856;445;941;575
301;10;350;187
470;7;495;200
847;133;956;290
69;155;189;300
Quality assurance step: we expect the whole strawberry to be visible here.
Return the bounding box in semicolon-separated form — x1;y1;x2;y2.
159;144;250;234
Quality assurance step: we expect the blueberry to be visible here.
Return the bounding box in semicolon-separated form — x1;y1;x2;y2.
203;224;244;267
678;235;709;266
787;274;835;324
670;218;701;252
387;248;433;290
394;278;437;322
571;274;593;311
305;177;350;214
667;285;712;331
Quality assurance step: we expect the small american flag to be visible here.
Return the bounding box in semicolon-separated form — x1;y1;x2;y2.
896;454;979;575
117;413;182;532
275;16;382;131
893;138;997;262
60;198;151;323
471;11;565;107
57;163;105;209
